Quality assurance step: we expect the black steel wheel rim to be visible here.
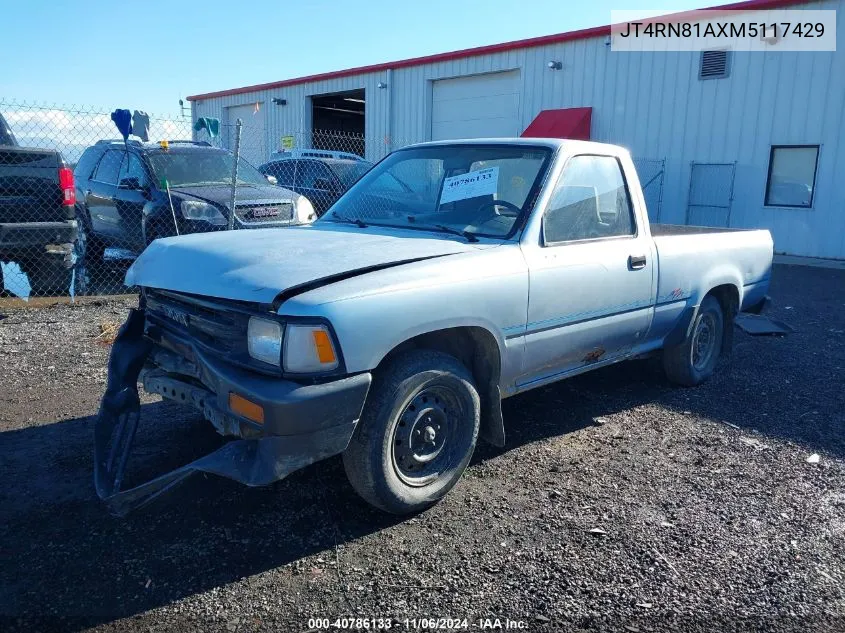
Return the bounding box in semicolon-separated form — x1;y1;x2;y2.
692;312;718;371
391;385;464;487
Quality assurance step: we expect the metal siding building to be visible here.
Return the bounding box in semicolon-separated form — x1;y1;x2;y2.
190;0;845;259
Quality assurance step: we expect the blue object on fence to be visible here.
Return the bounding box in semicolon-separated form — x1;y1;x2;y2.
110;109;133;141
132;110;150;142
193;117;220;139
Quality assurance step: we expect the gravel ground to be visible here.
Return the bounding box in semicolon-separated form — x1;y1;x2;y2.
1;263;844;633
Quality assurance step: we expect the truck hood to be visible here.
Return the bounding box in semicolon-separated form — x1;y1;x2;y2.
125;223;486;305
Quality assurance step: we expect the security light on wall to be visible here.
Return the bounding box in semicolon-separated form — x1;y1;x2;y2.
272;97;287;105
377;81;388;89
547;61;563;70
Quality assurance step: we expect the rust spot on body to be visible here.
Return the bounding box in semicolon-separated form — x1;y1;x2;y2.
583;347;606;363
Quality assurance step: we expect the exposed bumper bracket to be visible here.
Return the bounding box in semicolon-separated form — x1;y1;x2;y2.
94;309;361;516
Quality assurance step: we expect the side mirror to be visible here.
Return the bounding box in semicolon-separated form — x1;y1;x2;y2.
312;177;335;192
118;177;142;190
266;174;278;186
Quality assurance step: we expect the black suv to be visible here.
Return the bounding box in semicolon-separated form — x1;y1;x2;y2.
258;156;372;216
74;141;310;263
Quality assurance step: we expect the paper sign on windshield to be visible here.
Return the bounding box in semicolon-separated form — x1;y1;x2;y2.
440;167;499;204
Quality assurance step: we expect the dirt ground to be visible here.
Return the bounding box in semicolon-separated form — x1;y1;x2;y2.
0;263;843;633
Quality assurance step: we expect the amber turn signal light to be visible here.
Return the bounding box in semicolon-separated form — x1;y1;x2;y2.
228;392;265;424
312;329;337;364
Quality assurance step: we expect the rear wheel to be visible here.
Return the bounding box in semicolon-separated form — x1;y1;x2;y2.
76;206;105;263
20;259;81;297
343;350;480;514
663;294;725;386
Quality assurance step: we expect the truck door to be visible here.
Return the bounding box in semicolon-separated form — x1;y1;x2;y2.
86;150;124;238
519;154;656;387
113;152;151;251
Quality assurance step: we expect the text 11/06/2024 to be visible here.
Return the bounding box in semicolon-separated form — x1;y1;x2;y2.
306;617;532;630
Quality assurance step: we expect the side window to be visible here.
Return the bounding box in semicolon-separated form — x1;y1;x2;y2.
118;153;150;188
296;161;334;189
74;147;102;181
543;155;636;244
92;150;123;185
267;160;297;186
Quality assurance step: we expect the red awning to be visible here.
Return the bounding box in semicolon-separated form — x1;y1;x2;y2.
521;107;592;141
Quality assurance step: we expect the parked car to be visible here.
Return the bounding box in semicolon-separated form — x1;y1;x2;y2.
95;138;774;517
269;148;365;161
73;140;316;264
259;156;373;215
0;111;82;295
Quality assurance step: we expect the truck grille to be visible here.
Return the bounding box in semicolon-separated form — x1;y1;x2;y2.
143;289;283;375
145;289;250;355
234;202;294;225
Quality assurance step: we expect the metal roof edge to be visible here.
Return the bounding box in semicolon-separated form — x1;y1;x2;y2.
186;0;806;102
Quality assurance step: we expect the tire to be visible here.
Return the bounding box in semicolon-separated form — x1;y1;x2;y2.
71;218;92;296
663;294;725;386
22;219;91;297
76;206;105;263
343;349;481;514
144;216;175;247
20;259;77;297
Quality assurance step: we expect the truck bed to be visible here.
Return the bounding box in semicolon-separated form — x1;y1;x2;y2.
652;225;773;315
0;146;63;224
651;223;751;236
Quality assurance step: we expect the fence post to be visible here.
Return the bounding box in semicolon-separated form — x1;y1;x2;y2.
228;118;243;231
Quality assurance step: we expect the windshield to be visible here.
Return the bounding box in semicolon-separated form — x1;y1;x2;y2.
323;144;551;238
148;150;269;187
330;160;373;188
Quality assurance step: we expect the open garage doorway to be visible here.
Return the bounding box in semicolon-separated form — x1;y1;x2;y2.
311;89;365;158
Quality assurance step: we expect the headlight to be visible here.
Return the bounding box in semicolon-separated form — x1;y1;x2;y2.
284;324;339;373
181;200;227;226
247;317;283;366
293;195;316;224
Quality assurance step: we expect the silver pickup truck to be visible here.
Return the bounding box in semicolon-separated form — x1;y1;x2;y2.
95;139;773;515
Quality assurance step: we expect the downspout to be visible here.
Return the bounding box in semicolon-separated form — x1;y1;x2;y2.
386;68;393;155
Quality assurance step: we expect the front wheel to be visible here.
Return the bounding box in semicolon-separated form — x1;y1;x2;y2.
663;294;725;386
343;350;480;514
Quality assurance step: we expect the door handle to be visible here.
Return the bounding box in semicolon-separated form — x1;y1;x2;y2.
629;254;647;270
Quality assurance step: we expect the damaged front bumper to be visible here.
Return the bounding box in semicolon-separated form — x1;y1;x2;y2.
94;308;371;516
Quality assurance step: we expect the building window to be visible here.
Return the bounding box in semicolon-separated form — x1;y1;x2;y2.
699;50;731;79
765;145;819;208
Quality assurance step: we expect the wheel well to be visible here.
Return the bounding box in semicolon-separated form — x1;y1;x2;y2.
378;327;506;447
706;284;739;354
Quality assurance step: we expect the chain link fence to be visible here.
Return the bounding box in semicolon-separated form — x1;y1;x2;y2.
686;161;736;227
0;100;385;302
632;157;665;223
1;99;669;304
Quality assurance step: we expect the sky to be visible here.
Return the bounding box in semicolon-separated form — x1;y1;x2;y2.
2;0;705;117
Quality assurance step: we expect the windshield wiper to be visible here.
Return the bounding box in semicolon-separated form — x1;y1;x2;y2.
331;214;368;228
406;216;478;242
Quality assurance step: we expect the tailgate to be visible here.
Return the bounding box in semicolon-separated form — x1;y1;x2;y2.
0;148;63;224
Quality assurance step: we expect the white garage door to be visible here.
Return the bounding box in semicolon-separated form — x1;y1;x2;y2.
225;103;266;167
431;70;521;141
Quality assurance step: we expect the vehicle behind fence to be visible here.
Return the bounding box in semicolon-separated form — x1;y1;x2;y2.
0;100;382;302
0;99;666;302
